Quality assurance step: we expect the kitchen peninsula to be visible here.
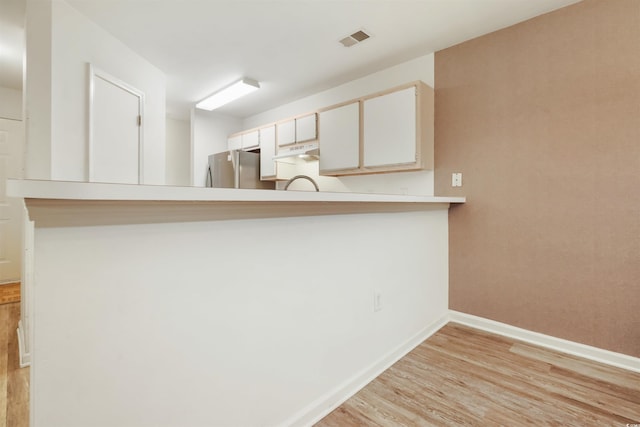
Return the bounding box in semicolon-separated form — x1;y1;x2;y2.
11;179;464;225
9;179;464;427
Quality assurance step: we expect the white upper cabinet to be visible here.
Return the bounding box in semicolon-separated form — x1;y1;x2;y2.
295;113;317;143
241;130;260;150
319;82;433;176
277;114;317;146
363;87;416;168
227;134;241;151
228;129;261;151
319;102;360;173
277;119;295;146
259;125;276;179
227;81;433;177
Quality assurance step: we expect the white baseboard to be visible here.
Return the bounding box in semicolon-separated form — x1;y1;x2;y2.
16;321;31;368
449;310;640;373
0;280;20;286
283;313;450;427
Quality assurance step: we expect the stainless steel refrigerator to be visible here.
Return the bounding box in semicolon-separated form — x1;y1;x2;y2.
207;151;275;189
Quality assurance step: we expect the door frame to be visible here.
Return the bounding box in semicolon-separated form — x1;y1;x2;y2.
88;64;145;183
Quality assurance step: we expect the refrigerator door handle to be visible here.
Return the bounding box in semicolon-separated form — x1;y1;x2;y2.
206;166;213;187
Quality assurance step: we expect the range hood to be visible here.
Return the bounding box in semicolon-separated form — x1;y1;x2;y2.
273;142;319;160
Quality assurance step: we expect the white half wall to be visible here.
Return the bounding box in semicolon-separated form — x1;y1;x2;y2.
30;209;449;427
25;0;167;183
243;53;436;195
190;108;241;187
165;117;190;186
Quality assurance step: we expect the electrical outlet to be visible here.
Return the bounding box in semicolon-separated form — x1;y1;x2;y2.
374;291;382;312
451;172;463;187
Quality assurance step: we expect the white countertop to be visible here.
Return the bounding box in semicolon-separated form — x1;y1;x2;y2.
8;179;466;204
8;179;465;227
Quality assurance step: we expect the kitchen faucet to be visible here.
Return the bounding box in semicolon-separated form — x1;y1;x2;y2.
284;175;319;192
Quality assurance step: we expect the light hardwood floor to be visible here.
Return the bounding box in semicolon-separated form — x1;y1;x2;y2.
0;284;20;306
316;323;640;426
0;300;29;427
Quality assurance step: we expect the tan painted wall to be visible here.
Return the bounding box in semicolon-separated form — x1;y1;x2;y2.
435;0;640;357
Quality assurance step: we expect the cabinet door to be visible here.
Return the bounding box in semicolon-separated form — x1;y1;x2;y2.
295;113;317;143
228;135;242;151
319;103;359;172
241;130;259;150
277;119;295;146
363;87;416;167
259;125;276;179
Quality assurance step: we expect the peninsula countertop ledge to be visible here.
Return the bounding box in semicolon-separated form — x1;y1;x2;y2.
8;179;466;227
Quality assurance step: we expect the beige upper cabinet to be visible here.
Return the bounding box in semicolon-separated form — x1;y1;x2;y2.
318;102;360;173
319;82;434;176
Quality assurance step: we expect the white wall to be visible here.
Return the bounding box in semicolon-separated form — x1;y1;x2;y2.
30;208;449;427
244;54;434;128
25;0;166;184
190;108;241;186
0;87;23;120
276;158;433;196
0;88;24;289
0;118;25;283
24;0;52;180
165;117;190;186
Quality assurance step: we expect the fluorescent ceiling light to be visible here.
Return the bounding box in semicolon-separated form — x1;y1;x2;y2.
196;78;260;111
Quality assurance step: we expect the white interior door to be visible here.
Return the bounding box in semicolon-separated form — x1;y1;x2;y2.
90;66;144;184
0;118;24;283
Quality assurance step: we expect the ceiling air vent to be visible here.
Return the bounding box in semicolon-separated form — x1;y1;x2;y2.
339;29;371;47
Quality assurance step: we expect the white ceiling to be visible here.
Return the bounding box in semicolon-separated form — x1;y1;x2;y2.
3;0;581;119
